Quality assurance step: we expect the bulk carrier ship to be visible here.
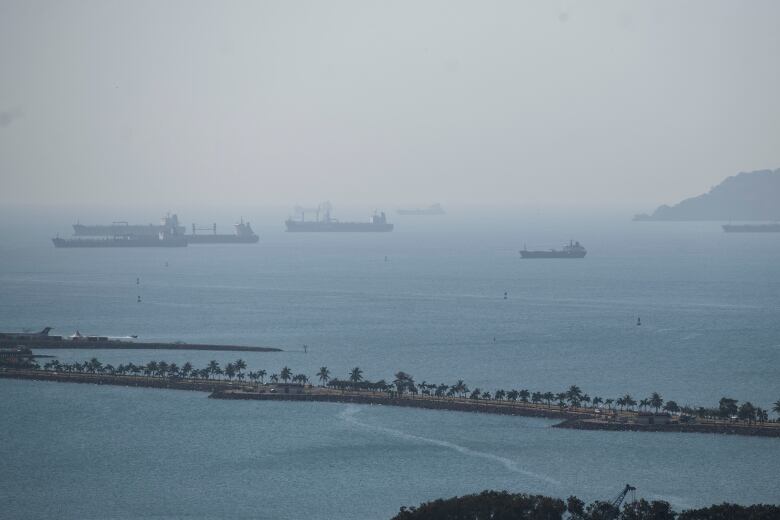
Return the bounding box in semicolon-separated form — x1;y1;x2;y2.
285;203;393;232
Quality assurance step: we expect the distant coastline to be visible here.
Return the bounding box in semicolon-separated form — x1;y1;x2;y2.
0;338;282;353
3;368;778;439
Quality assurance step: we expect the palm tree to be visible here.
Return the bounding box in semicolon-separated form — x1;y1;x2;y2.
649;392;664;413
181;362;193;378
280;366;292;384
317;367;330;386
207;360;221;380
531;392;542;406
592;397;604;409
639;398;650;411
224;363;236;381
494;389;506;401
167;363;179;378
604;398;614;411
258;369;267;384
616;397;626;411
270;373;279;383
234;359;247;378
663;400;680;414
507;390;519;402
772;399;780;417
519;389;530;403
566;385;582;407
349;367;363;384
543;392;554;408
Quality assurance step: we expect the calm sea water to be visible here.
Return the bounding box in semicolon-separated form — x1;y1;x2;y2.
1;207;779;518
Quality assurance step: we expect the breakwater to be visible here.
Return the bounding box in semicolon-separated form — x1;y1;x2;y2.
0;338;282;353
3;369;779;438
209;389;579;420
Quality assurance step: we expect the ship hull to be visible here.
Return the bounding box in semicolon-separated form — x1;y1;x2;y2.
186;235;259;244
722;224;780;232
520;251;586;258
52;237;187;248
285;220;393;232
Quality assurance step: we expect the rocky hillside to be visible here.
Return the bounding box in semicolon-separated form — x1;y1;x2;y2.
634;168;780;221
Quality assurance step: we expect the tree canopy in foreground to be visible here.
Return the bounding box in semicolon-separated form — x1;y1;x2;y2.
390;490;780;520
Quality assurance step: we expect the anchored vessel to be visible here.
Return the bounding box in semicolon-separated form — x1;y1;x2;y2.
53;214;187;248
187;219;259;244
397;203;445;216
722;223;780;233
72;214;186;237
285;203;393;232
520;241;587;258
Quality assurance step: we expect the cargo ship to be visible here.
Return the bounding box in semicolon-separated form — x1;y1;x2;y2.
397;203;445;215
285;203;394;232
187;219;259;244
722;223;780;232
520;241;587;258
54;213;187;247
73;214;186;237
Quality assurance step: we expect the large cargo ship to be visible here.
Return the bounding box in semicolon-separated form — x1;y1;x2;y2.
520;241;587;258
722;223;780;232
54;213;187;247
397;203;445;216
73;214;186;237
187;219;259;244
285;203;393;232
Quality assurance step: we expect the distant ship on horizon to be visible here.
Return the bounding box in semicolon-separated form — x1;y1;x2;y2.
285;202;394;232
722;222;780;233
53;214;258;247
397;203;445;216
520;241;587;259
187;219;259;244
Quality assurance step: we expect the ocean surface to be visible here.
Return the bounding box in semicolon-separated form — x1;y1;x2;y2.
1;206;779;518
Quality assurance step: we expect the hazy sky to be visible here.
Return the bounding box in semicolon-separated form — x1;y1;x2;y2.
1;1;778;208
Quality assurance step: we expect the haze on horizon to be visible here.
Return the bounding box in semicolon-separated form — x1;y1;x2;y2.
1;1;778;209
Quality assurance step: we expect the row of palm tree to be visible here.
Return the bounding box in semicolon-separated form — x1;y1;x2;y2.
35;359;780;422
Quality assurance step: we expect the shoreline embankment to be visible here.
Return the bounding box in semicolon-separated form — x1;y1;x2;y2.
3;369;779;438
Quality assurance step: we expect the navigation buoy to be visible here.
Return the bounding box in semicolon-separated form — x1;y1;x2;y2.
504;291;508;300
637;317;641;326
137;295;142;303
136;277;140;285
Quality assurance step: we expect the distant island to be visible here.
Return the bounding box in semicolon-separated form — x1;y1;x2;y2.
634;168;780;221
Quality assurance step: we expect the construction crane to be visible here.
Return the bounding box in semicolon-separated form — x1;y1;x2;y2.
608;484;636;518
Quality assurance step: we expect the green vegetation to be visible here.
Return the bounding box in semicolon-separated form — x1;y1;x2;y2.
391;490;780;520
28;359;780;423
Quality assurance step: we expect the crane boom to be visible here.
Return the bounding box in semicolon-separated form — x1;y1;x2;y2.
611;484;636;511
